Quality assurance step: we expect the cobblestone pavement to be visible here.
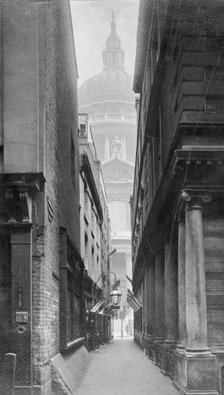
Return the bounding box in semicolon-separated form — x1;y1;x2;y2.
76;338;179;395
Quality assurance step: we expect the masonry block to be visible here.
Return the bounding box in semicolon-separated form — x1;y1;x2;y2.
173;351;219;395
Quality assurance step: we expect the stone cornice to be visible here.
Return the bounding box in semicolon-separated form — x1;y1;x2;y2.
133;148;224;279
134;147;224;235
3;172;45;192
0;173;45;227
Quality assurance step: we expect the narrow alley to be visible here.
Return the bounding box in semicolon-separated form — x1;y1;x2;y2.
1;1;224;394
76;338;179;395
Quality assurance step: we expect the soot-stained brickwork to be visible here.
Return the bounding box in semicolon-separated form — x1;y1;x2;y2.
0;1;85;394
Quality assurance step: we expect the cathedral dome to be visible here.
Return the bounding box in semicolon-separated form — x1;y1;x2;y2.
79;70;134;110
78;13;136;164
78;12;135;114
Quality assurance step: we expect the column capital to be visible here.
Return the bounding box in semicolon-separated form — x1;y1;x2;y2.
180;190;212;211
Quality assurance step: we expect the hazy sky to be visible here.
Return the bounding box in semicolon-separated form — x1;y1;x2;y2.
70;0;139;86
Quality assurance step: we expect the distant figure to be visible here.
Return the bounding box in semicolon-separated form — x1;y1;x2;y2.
111;136;122;158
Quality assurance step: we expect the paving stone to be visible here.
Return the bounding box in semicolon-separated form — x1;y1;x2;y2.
77;338;179;395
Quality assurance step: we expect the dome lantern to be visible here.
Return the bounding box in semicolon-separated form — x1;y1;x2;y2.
102;12;125;71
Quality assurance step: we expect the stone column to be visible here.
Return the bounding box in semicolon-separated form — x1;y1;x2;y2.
183;191;209;352
164;230;178;343
177;213;186;349
155;250;165;340
174;191;218;395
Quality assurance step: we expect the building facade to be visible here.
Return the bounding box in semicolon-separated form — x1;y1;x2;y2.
78;113;113;350
0;1;89;394
132;0;224;394
79;113;112;308
79;14;136;333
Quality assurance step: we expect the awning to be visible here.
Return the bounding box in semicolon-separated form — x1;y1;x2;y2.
127;289;142;311
127;295;138;312
90;298;108;313
99;303;114;315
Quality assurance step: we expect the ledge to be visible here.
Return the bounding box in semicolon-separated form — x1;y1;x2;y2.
133;147;224;279
4;172;45;192
180;111;224;124
62;337;85;355
0;221;32;230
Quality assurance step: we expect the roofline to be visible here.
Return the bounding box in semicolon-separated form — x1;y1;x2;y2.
133;0;154;93
102;157;135;168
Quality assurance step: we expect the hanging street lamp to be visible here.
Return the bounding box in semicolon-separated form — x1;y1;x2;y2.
110;288;122;306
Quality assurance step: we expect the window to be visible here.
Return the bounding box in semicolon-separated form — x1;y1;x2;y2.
78;113;88;136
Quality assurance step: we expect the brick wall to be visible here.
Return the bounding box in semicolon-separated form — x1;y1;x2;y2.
0;236;11;359
31;0;81;388
0;0;81;391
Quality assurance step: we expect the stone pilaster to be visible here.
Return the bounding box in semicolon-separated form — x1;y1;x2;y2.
177;212;186;349
164;231;178;343
155;250;165;340
183;191;209;352
144;266;150;335
143;267;148;335
174;190;218;395
147;259;155;337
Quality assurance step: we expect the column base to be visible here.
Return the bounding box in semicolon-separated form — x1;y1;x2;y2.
173;381;218;395
143;335;155;361
159;342;176;377
14;382;52;395
145;334;155;340
153;341;164;368
14;387;32;395
164;339;175;345
176;343;185;350
185;348;210;354
176;347;186;354
174;349;218;395
154;337;164;343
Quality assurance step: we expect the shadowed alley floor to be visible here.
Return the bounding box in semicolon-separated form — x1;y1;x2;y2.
76;338;179;395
